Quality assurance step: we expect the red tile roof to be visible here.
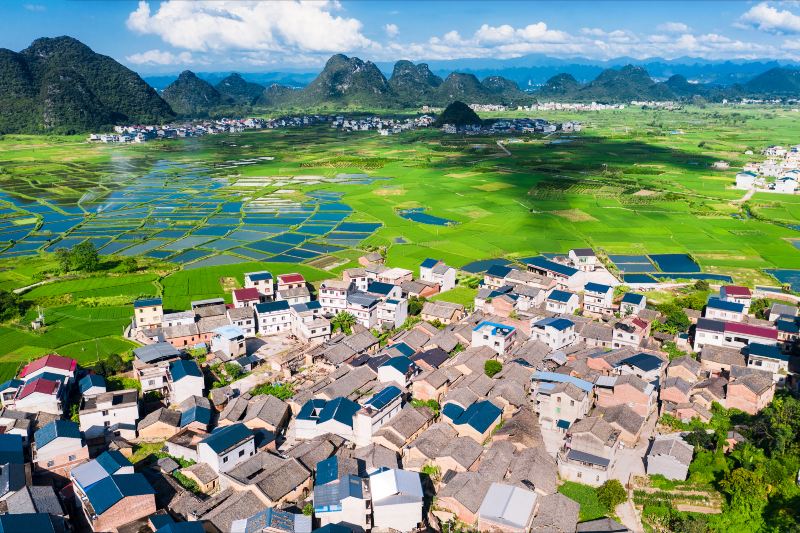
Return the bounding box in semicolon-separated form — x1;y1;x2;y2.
233;288;261;301
18;354;77;378
17;378;59;399
724;322;778;339
277;273;304;284
723;286;752;297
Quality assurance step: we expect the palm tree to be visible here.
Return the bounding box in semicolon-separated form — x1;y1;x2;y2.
331;311;356;335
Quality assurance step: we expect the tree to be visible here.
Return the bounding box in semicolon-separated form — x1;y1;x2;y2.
655;302;691;332
408;296;426;316
749;298;770;320
662;341;686;360
595;479;626;511
71;241;100;272
484;360;502;378
252;382;294;400
694;280;710;291
331;311;356;335
720;467;768;515
120;256;138;273
302;503;313;516
104;353;125;374
0;290;23;322
55;247;72;273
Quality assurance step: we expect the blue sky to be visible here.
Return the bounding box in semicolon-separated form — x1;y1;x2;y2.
3;1;800;73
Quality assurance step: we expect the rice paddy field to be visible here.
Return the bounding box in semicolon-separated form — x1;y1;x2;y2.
0;104;798;369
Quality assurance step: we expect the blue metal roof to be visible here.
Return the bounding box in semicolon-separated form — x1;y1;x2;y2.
485;265;513;278
446;400;502;434
255;300;291;314
0;434;24;464
748;342;789;361
246;271;273;281
532;371;594;393
441;402;464;421
380;355;414;374
526;256;578;277
556;419;571;429
364;386;402;411
34;420;81;450
420;258;438;268
317;397;360;427
0;514;55;533
297;399;327;421
239;507;306;533
347;292;379;307
706;297;744;313
548;289;576;303
777;318;800;334
96;450;132;475
367;281;394;295
313;475;363;513
134;343;180;364
618;353;663;372
312;525;352;533
584;282;612;294
85;473;154;515
315;456;342;486
534;317;574;331
292;301;322;313
621;293;645;305
170;360;202;382
79;374;106;394
473;320;515;335
149;514;174;530
180;405;212;427
134;298;162;308
200;423;253;454
155;522;205;533
0;379;22;392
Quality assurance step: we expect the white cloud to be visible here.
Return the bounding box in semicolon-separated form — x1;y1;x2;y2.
126;49;194;66
23;3;46;11
127;0;376;55
384;23;399;38
740;2;800;34
657;22;690;33
474;22;569;45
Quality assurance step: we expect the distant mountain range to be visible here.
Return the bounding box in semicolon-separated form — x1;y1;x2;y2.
3;36;800;133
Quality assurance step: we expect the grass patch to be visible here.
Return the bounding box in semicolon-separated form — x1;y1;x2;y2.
559;481;609;522
429;286;477;307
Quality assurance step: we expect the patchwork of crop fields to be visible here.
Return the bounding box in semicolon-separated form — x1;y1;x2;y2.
0;105;797;370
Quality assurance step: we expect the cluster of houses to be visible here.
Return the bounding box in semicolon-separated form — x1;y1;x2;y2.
0;247;796;532
441;118;581;135
332;115;435;135
516;102;626;112
735;144;800;194
87;118;268;144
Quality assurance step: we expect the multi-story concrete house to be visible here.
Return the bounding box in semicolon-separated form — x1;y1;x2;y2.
227;306;257;337
646;435;693;480
704;297;745;323
244;271;274;300
619;293;646;316
545;289;580;315
255;300;292;334
472;321;517;354
276;273;311;304
210;325;246;358
290;301;331;343
378;298;408;329
726;372;775;414
232;287;264;309
612;316;650;349
33;420;89;479
594;374;656;417
319;279;350;316
343;267;370;292
531;317;577;350
420;259;456;292
568;248;598;272
197;423;256;474
133;298;163;329
693;318;778;352
746;342;789;384
559;416;620;486
79;389;139;440
169;359;205;405
347;292;379;329
583;282;614;316
535;381;591;432
719;285;752;313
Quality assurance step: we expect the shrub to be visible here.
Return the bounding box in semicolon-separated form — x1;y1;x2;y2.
596;479;627;510
484;360;502;377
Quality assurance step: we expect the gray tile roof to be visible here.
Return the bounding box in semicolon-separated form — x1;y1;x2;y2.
138;407;181;430
649;435;694;466
183;462;218;484
530;492;580;532
507;447;557;495
244;395;289;428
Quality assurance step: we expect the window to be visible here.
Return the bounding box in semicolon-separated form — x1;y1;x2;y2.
239;449;245;457
223;456;228;463
570;400;575;406
577;471;582;478
102;410;109;416
47;460;55;467
68;455;77;461
104;421;110;427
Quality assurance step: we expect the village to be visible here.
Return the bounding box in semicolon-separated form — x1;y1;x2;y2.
735;144;800;194
0;246;797;533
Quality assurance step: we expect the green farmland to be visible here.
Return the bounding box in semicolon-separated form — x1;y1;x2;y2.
0;104;797;374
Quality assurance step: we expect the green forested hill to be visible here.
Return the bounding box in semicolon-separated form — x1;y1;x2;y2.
0;36;174;133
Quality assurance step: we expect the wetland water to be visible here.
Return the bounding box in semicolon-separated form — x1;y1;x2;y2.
0;156;381;265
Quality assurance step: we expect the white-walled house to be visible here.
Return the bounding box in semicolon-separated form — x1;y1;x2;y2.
471;321;517;354
169;360;205;405
244;271;274;300
747;342;789;383
619;293;646;316
319;279;350;316
419;259;456;292
79;389;139;440
546;289;580;315
583;282;614;316
569;248;598;272
370;468;424;532
531;317;577;350
210;325;247;358
227;307;257;338
705;298;745;323
378;298;408;329
353;386;403;447
347;293;379;329
78;375;106;398
295;397;360;442
291;301;331;344
197;423;256;474
255;301;292;335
